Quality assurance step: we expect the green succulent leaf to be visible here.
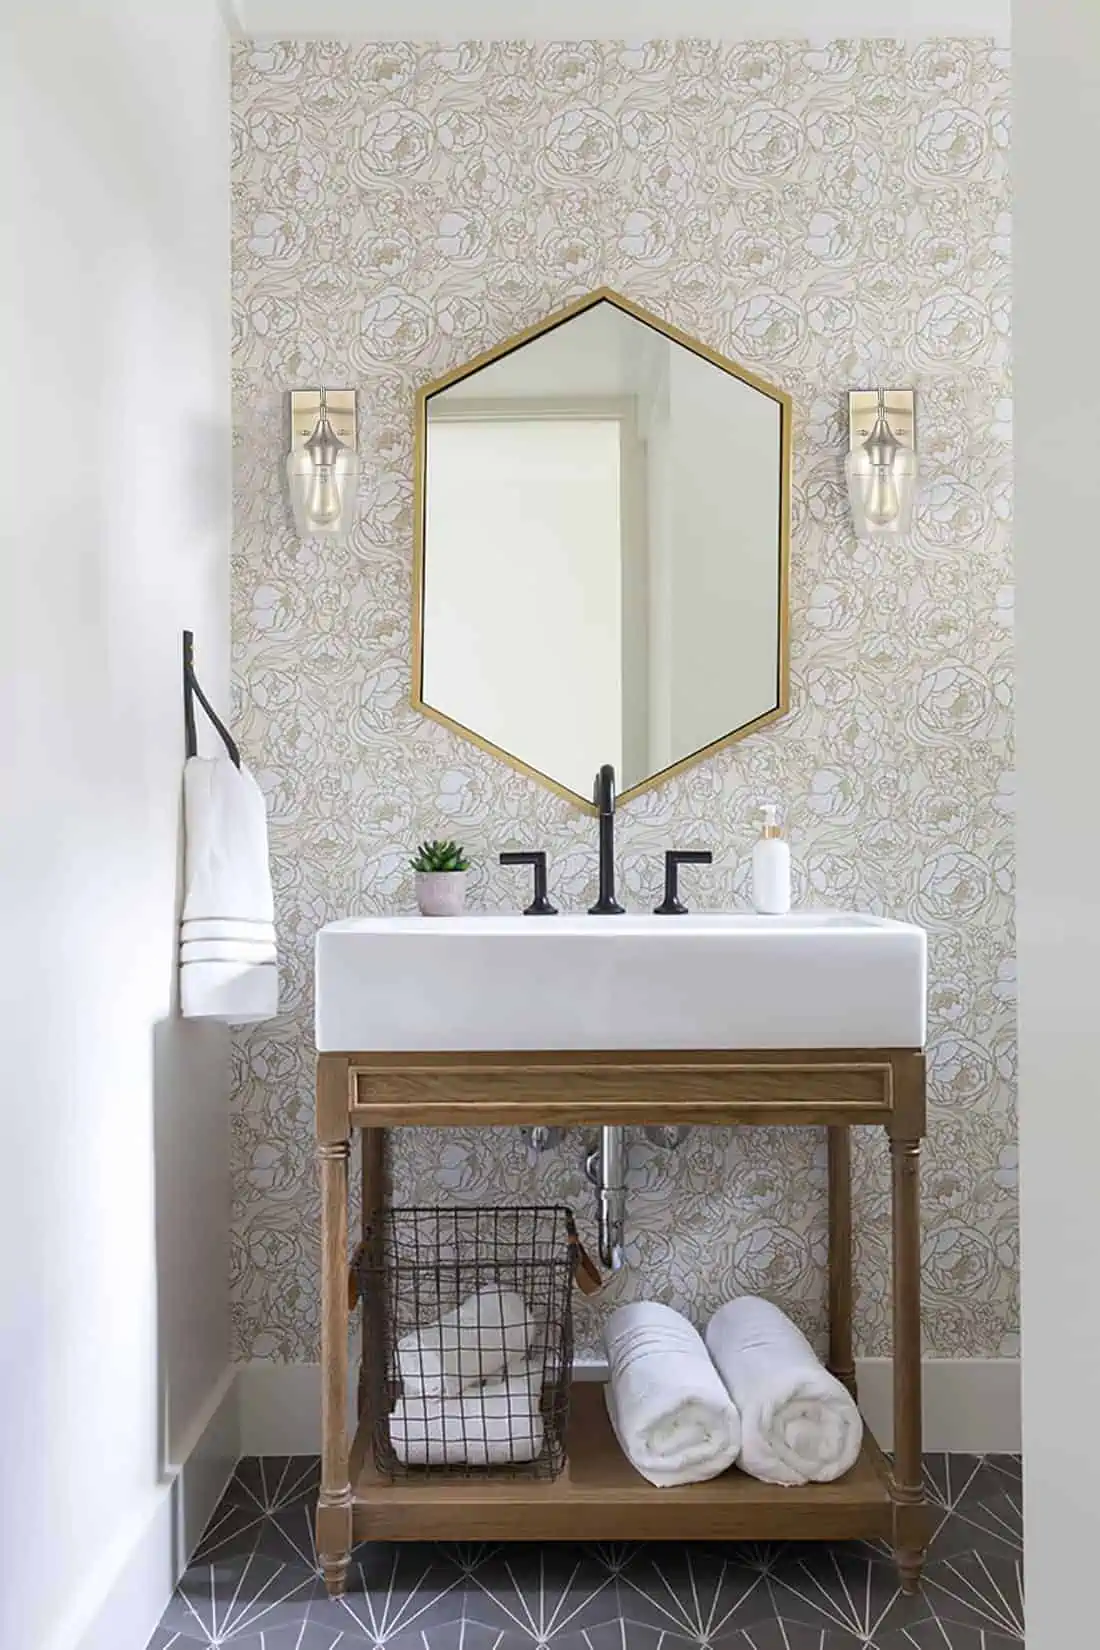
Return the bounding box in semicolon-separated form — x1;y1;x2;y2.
410;838;470;873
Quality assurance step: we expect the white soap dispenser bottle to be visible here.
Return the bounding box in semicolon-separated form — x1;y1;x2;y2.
752;805;791;915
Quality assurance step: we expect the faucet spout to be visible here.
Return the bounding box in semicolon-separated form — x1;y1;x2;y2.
589;763;624;915
585;1125;626;1271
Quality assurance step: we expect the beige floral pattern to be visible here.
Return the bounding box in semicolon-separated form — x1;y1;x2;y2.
230;38;1014;1365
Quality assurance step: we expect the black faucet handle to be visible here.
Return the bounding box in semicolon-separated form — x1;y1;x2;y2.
500;850;558;916
654;849;713;916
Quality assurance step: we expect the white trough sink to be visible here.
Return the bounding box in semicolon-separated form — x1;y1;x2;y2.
314;911;926;1053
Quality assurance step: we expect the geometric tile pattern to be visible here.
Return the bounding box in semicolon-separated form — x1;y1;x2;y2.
147;1454;1022;1647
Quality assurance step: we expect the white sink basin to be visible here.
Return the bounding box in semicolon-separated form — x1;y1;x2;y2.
315;911;926;1053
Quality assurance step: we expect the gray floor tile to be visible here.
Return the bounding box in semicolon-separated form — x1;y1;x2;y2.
191;1625;371;1648
614;1545;777;1641
149;1456;1027;1650
254;1498;323;1569
873;1619;1023;1649
305;1545;470;1644
556;1623;696;1650
925;1483;1022;1563
919;1554;1024;1640
976;1457;1021;1486
728;1625;872;1649
374;1617;532;1649
463;1544;620;1642
158;1552;320;1643
227;1457;322;1516
767;1550;934;1644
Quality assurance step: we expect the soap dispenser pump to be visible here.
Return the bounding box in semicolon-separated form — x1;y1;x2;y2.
752;805;791;915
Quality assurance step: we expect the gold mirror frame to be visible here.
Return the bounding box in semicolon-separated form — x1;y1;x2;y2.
411;287;793;814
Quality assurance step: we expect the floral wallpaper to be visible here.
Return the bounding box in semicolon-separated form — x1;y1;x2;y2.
229;37;1014;1365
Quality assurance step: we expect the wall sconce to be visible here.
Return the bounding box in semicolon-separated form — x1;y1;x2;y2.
845;389;917;536
286;388;359;538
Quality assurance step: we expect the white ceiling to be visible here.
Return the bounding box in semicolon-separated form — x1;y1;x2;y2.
229;2;1009;42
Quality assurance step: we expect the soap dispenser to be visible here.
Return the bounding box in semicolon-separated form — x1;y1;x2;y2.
752;805;791;915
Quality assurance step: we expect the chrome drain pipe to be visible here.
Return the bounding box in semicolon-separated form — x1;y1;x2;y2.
585;1125;626;1272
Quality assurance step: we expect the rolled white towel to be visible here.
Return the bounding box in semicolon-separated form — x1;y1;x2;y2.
397;1287;535;1397
389;1366;544;1467
705;1296;863;1486
603;1301;742;1488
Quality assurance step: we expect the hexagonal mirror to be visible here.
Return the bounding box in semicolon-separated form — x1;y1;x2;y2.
412;288;791;811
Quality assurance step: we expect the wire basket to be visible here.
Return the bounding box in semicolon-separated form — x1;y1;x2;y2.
359;1205;576;1481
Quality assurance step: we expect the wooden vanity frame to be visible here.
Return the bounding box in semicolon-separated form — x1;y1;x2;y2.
315;1046;930;1596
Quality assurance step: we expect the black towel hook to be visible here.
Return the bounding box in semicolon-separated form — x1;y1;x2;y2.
183;629;241;769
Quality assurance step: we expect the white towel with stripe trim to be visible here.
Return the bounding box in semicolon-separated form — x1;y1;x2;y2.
179;756;278;1025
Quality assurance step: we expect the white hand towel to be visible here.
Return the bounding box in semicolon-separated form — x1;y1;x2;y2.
180;940;278;965
179;756;278;1025
705;1296;863;1486
181;918;276;943
396;1287;535;1398
603;1301;742;1488
389;1366;544;1467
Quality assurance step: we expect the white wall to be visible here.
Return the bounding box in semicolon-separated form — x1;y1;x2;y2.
1016;2;1100;1642
1;5;235;1649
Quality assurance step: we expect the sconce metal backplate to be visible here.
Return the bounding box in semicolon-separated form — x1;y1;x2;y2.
847;389;916;451
289;388;357;450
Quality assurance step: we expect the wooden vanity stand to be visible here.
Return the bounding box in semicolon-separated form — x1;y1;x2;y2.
315;1047;930;1597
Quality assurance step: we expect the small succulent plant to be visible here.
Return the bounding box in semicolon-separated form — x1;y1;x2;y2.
410;839;470;874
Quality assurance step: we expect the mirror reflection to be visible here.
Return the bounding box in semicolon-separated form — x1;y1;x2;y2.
415;292;790;808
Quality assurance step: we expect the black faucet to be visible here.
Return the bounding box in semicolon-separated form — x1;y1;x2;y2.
588;763;625;915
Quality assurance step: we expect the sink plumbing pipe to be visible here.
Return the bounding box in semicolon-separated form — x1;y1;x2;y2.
526;1125;690;1271
582;1125;690;1271
522;1125;564;1162
585;1126;627;1272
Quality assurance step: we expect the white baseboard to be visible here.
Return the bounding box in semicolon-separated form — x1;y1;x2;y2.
238;1355;1020;1458
53;1365;239;1650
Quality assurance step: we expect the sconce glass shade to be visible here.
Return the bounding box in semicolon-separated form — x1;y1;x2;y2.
845;391;918;537
286;393;359;538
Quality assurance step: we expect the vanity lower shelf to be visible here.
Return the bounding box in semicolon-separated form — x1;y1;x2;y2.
351;1381;898;1544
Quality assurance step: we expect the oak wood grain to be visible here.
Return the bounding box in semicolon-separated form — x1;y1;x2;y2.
350;1055;893;1128
827;1125;857;1398
317;1053;353;1596
351;1383;894;1543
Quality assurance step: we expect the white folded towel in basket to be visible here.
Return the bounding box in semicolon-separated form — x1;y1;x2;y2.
179;756;277;1025
396;1287;535;1398
603;1301;742;1488
705;1296;863;1486
389;1365;544;1467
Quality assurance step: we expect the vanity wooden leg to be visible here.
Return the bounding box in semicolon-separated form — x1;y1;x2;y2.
358;1129;385;1419
890;1106;926;1591
827;1125;857;1399
317;1055;352;1597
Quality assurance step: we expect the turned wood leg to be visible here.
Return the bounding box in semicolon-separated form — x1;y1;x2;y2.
890;1128;925;1593
827;1125;857;1399
357;1132;369;1417
357;1129;385;1422
317;1056;352;1596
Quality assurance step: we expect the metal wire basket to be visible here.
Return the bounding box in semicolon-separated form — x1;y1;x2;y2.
359;1205;576;1481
